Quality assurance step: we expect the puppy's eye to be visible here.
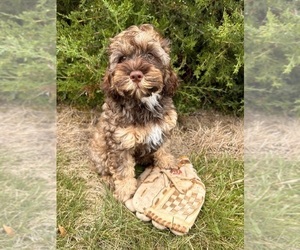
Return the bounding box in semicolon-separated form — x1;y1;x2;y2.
118;56;127;63
145;53;155;60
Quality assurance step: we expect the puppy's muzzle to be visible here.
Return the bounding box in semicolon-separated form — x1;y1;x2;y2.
129;70;159;94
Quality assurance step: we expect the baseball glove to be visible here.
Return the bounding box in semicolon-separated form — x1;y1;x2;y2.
125;156;206;235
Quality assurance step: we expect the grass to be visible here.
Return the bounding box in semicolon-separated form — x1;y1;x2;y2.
244;112;300;249
0;151;55;249
245;157;300;250
0;106;56;249
57;106;244;249
57;153;243;249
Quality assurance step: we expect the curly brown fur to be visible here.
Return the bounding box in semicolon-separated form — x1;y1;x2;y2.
90;24;179;202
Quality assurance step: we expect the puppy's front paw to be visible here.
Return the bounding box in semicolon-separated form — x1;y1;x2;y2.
114;178;137;202
155;153;177;170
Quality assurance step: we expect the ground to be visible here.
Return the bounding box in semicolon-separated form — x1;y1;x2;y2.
2;104;298;249
57;105;244;249
0;104;56;249
245;112;300;249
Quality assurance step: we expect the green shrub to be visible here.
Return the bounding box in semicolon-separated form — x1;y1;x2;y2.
0;0;56;105
245;0;300;115
57;0;244;114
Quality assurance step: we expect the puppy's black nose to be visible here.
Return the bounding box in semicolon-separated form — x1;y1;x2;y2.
130;70;143;83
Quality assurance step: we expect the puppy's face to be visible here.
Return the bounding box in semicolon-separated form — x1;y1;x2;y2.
102;24;178;100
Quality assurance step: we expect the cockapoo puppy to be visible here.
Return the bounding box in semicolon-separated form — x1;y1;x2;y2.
90;24;178;202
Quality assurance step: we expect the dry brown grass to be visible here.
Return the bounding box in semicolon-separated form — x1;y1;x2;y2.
0;105;55;178
57;106;244;170
245;112;300;160
57;106;244;158
171;111;243;159
57;106;105;228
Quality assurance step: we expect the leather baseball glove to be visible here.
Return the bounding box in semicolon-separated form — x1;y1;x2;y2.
125;156;206;235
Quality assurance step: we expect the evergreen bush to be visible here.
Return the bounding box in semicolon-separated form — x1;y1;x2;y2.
57;0;244;114
0;0;56;106
245;0;300;115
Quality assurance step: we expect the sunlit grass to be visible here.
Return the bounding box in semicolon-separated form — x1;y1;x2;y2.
57;152;244;249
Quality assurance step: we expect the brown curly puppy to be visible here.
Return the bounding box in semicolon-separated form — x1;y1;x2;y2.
90;24;178;202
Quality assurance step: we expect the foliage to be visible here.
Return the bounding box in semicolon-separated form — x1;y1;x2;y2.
57;0;244;114
245;0;300;115
0;0;56;106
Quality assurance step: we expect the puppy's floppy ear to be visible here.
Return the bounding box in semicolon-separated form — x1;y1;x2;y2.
160;38;171;54
101;70;112;95
163;69;179;97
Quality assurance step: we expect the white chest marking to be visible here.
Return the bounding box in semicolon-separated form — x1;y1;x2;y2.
141;93;162;112
145;125;164;149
